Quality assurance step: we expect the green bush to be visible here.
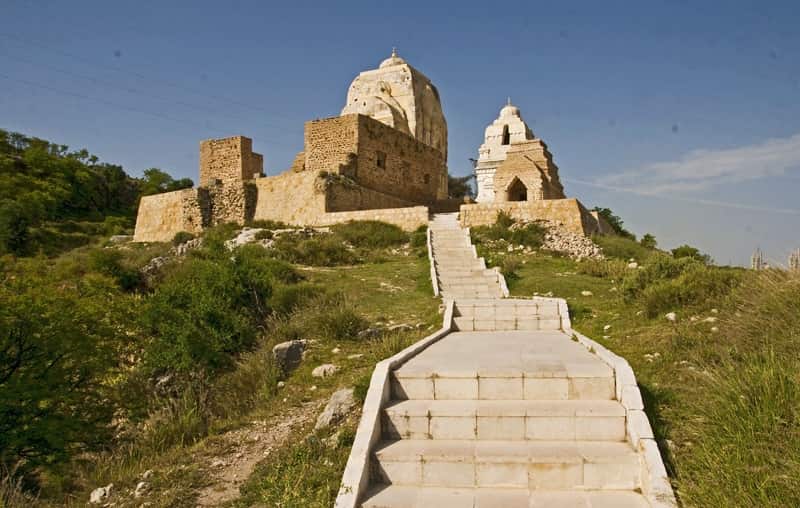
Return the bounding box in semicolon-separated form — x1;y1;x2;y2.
577;258;629;280
87;248;142;290
211;348;280;419
0;268;128;474
255;229;274;241
592;234;654;262
0;200;31;256
672;244;712;264
270;283;323;315
172;231;195;246
139;257;268;376
471;212;545;249
311;300;368;341
331;220;408;249
268;234;357;266
500;255;523;279
410;225;427;249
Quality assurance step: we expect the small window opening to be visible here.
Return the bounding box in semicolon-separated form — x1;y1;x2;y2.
501;125;510;145
423;173;430;184
376;151;386;169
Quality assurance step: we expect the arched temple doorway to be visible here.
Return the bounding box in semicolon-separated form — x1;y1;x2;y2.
506;177;528;202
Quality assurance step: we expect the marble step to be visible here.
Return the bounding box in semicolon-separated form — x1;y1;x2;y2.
361;485;650;508
372;439;641;490
382;399;626;442
391;373;614;402
453;316;562;332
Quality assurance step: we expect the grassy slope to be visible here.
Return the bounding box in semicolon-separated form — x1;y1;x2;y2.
56;251;439;508
491;245;800;507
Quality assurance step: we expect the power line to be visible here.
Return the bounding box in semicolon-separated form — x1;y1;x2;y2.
0;72;285;152
0;32;295;120
0;51;297;138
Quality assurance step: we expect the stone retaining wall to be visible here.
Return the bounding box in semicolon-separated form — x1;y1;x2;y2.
315;206;429;231
459;198;608;236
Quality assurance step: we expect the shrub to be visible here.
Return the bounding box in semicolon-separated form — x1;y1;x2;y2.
270;283;323;315
410;225;427;249
508;222;546;248
255;229;273;241
139;257;267;376
592;207;635;239
311;300;368;341
211;347;280;419
577;258;628;280
0;200;31;256
331;220;408;249
172;231;195;246
640;233;657;249
268;234;357;266
87;248;142;290
593;234;653;262
672;244;712;264
471;212;544;248
500;255;523;279
103;216;131;236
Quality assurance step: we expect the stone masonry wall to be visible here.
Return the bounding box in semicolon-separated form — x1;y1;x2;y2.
252;170;327;225
326;178;417;212
354;114;447;203
315;206;430;232
459;198;607;236
199;136;263;186
304;114;447;205
133;188;204;242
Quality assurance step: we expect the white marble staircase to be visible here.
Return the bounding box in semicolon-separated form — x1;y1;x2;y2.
339;214;675;508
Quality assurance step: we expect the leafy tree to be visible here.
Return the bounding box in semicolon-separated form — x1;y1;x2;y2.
592;207;635;240
139;168;193;196
671;244;712;264
448;174;475;200
0;201;31;255
0;268;130;474
640;233;658;249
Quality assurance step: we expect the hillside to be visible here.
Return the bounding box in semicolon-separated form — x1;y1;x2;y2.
1;134;798;507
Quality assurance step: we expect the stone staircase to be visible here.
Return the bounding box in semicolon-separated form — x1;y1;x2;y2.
429;213;505;300
350;214;667;507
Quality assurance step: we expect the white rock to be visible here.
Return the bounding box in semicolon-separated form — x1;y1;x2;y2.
603;325;612;331
141;469;154;480
314;388;355;431
711;326;719;333
580;290;593;296
347;353;364;360
277;381;286;388
627;262;639;269
704;316;718;323
134;481;149;498
711;308;719;314
665;312;677;322
331;347;341;354
312;364;338;378
89;484;113;504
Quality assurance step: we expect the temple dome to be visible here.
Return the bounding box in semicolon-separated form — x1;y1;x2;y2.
499;99;521;118
379;48;407;68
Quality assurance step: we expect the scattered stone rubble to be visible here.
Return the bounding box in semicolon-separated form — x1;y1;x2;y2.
315;388;355;431
532;220;602;260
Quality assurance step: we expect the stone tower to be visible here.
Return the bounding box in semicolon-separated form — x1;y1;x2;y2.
341;49;447;161
789;249;800;271
751;248;766;270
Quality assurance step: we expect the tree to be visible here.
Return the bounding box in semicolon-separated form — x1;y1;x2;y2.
0;201;31;255
671;244;712;264
448;174;475;200
0;270;130;474
592;207;635;240
640;233;658;249
139;168;193;196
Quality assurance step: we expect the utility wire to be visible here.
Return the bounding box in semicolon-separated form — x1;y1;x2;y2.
0;32;296;120
0;52;297;139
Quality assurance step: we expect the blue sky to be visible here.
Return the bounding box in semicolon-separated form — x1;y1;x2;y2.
2;0;799;266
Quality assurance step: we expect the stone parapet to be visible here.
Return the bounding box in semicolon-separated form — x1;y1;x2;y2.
315;206;429;232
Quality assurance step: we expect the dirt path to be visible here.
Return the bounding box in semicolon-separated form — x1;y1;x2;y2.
196;400;322;506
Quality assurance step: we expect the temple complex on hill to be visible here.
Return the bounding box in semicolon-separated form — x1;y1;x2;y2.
134;51;610;242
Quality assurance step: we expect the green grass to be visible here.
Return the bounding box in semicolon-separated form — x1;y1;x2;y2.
479;240;800;507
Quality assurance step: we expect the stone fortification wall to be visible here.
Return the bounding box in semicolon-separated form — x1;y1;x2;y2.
252;171;327;225
304;114;447;205
206;183;255;226
199;136;263;186
315;206;430;232
326;178;417;212
133;188;204;242
459;198;607;236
